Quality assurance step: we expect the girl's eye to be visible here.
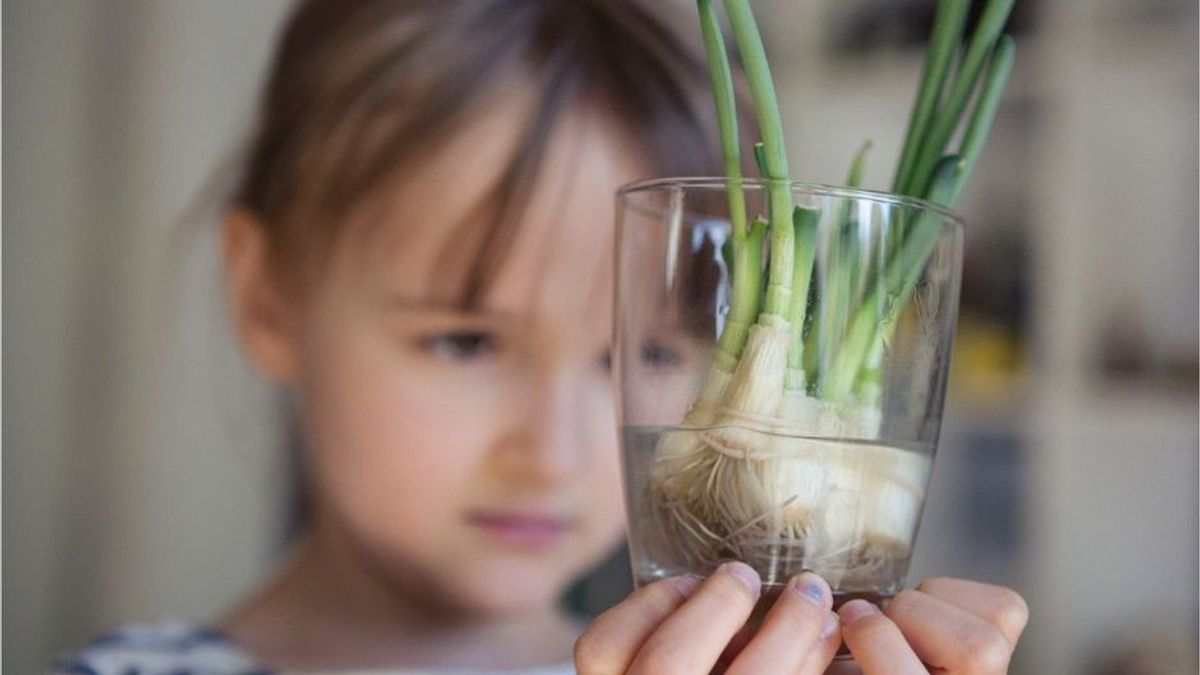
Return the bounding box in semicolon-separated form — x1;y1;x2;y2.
641;340;682;369
419;330;498;362
597;348;613;373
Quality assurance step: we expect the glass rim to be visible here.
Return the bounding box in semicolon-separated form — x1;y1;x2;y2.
617;176;966;229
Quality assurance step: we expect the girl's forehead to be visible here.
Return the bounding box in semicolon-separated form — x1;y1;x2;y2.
349;93;648;329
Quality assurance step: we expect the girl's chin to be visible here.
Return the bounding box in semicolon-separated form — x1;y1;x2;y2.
442;563;571;616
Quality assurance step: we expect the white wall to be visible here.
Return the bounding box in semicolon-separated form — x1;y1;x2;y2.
5;3;96;669
4;2;291;671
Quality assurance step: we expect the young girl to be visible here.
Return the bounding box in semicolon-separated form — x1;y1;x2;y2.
57;1;1027;673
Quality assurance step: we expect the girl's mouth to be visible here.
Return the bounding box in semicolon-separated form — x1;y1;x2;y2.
465;510;574;548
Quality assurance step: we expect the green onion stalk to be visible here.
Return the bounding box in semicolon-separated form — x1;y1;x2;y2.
649;0;1016;582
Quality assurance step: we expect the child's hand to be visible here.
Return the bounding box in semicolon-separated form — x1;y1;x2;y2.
575;568;1028;675
575;562;841;674
831;577;1028;674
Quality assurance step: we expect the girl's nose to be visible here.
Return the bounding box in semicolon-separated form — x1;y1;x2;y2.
493;368;587;487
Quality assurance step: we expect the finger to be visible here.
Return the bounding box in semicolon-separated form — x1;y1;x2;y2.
713;623;755;670
884;589;1013;673
574;575;701;675
916;577;1029;646
627;562;761;675
795;611;842;674
838;600;927;675
725;572;835;675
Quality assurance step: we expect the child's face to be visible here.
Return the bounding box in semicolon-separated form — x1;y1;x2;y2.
234;93;643;616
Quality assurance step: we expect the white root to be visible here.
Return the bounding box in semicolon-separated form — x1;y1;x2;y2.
650;362;732;501
646;346;931;582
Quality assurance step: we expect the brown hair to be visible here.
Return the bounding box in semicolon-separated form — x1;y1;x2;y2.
232;0;730;304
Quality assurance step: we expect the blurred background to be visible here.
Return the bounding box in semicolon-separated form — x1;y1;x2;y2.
4;1;1197;673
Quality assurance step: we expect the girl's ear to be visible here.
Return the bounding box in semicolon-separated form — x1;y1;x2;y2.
222;209;299;384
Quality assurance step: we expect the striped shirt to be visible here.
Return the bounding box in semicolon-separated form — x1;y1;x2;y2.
51;621;577;675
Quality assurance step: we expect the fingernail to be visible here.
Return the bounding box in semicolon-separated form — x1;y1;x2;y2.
820;612;839;639
670;575;703;598
789;571;829;606
718;561;761;595
839;599;879;624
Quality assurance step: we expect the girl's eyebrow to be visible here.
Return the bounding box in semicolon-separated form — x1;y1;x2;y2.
382;295;521;321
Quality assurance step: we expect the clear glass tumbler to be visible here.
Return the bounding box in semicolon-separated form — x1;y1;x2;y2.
615;178;963;617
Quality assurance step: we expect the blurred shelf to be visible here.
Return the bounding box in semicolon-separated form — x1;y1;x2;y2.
771;6;1199;673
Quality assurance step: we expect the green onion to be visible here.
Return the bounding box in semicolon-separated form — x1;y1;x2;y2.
847;36;1014;404
688;0;1014;403
951;34;1016;204
699;0;756;365
724;0;794;318
699;0;745;240
786;206;820;390
647;0;1016;577
753;142;768;178
847;139;874;189
904;0;1016;197
825;155;963;401
893;0;970;195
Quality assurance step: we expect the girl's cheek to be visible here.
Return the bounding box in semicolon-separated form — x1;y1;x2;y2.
583;380;627;530
299;316;507;518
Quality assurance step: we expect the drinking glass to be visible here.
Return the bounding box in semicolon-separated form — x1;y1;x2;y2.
614;178;963;615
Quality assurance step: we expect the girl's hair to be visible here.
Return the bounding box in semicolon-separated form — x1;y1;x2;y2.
232;0;728;304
